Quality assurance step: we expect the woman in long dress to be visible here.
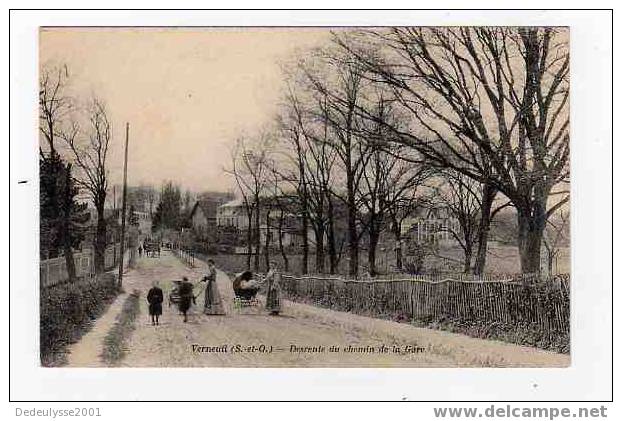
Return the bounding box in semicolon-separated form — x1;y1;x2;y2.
264;262;282;316
202;259;226;315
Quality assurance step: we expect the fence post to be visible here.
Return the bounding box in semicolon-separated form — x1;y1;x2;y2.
45;261;50;287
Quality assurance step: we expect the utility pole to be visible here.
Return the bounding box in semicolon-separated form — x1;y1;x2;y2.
118;122;129;287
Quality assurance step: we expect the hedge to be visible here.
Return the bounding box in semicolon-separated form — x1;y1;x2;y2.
278;274;570;353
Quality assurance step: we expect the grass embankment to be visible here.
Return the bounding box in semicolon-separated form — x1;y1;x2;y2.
100;290;141;366
40;273;120;367
410;318;569;354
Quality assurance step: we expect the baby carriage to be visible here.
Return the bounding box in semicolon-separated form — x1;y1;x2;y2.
168;280;197;308
169;280;182;307
232;271;261;309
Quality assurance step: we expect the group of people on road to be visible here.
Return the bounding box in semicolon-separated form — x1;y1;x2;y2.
146;258;282;325
138;241;161;258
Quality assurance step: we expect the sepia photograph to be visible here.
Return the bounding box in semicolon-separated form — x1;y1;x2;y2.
6;2;618;406
36;25;572;370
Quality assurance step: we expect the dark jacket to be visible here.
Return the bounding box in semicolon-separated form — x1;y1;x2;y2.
147;287;164;315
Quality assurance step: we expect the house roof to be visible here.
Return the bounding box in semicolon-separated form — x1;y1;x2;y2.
219;199;245;208
190;199;221;219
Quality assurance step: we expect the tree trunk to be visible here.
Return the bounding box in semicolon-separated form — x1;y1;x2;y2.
264;211;271;271
547;249;554;276
293;130;310;275
245;207;253;270
392;219;403;271
277;208;289;272
94;204;107;274
314;223;325;274
463;243;473;274
62;165;77;281
473;184;496;275
367;224;380;277
254;199;260;271
517;205;546;274
300;204;309;275
326;195;337;274
346;168;358;278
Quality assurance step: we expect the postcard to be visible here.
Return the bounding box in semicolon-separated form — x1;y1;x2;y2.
36;26;571;370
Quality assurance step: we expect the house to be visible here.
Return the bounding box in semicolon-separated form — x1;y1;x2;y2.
197;191;235;203
258;213;305;249
216;199;250;229
402;207;459;245
133;210;152;236
217;198;310;249
190;199;222;233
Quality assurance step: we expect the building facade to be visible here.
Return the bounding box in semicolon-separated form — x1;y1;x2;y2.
190;199;221;233
402;207;459;245
216;199;250;229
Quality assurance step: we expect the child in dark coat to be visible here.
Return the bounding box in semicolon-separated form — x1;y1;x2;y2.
177;277;195;323
147;281;164;325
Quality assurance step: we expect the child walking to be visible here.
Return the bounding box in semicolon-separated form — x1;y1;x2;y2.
147;281;164;325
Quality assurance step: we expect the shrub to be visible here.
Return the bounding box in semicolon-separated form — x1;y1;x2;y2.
40;273;119;366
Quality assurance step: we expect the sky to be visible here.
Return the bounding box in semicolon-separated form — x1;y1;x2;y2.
39;27;331;193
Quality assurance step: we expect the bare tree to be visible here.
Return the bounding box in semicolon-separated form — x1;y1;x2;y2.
61;98;112;273
39;64;73;157
277;87;312;274
278;82;349;275
380;161;431;273
183;189;194;214
433;169;513;273
295;46;377;278
433;171;481;273
265;170;295;273
355;96;432;276
227;135;273;271
386;191;426;272
228;141;254;270
542;209;569;275
336;27;569;274
301;123;337;274
145;185;157;218
39;63;89;281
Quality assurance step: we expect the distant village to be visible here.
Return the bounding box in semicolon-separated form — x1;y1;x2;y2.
90;185;556;275
121;188;454;240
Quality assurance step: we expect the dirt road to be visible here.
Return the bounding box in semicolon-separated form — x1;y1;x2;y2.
91;251;568;368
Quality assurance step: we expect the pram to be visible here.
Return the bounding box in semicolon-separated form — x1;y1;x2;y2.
232;271;261;309
169;280;182;307
169;280;198;308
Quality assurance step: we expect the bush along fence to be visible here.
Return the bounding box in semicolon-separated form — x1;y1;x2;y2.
40;273;120;366
277;273;570;353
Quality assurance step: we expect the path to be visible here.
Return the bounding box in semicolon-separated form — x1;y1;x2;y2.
64;291;126;367
64;250;569;368
108;251;569;368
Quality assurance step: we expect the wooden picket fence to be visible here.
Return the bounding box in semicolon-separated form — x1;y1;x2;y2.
278;273;570;334
40;243;129;288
